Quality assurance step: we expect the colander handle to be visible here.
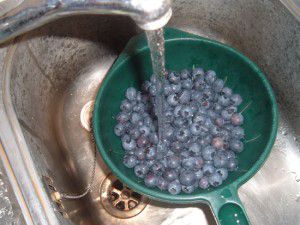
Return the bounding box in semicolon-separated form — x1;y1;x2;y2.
209;187;250;225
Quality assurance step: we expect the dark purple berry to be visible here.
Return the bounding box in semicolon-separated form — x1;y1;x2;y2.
134;164;149;178
199;176;210;189
231;113;244;126
209;172;223;187
126;87;137;101
179;170;196;186
144;173;157;187
168;180;181;195
123;155;138;168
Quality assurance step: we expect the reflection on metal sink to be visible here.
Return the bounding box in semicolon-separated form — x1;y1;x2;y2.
0;0;299;224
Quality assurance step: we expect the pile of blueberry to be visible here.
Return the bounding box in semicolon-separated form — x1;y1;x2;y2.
114;68;244;195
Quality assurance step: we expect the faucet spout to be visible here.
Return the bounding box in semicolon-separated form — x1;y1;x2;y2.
0;0;172;44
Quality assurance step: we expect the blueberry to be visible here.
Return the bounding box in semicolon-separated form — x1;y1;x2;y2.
145;146;157;160
213;79;225;92
218;95;231;107
174;118;187;128
167;94;179;106
156;177;169;191
208;172;223;187
134;164;149;179
194;77;206;91
122;139;136;151
182;79;193;90
211;137;224;150
191;91;203;101
213;103;223;112
230;139;244;152
192;67;205;78
116;112;130;124
202;164;215;176
143;116;153;126
151;162;164;175
190;123;209;136
231;127;245;139
218;129;230;141
171;83;182;93
144;173;157;187
163;169;179;182
182;185;195;194
194;157;204;170
171;141;182;153
121;134;130;143
200;100;211;110
195;170;204;179
231;113;244;126
182;157;196;169
133;103;145;112
168;180;181;195
221;87;232;97
205;70;216;84
199;176;210;189
136;92;142;101
149;85;157;96
126;87;137;101
213;152;228;168
221;107;236;120
114;123;125;136
216;168;228;180
181;69;190;79
202;146;216;161
176;128;191;142
179;90;191;104
146;159;156;168
189;142;201;154
168;71;180;83
202;89;214;101
199;135;212;146
164;84;172;96
227;157;238;171
224;150;236;160
165;110;174;123
137;136;149;148
174;105;182;117
131;112;142;124
138;125;150;137
179;170;196;186
180;106;194;118
167;155;181;168
231;94;243;106
204;160;214;165
180;150;191;158
123;155;138;168
193;114;207;124
120;100;132;112
135;148;146;160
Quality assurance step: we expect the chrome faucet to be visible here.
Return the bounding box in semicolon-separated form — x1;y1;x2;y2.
0;0;172;44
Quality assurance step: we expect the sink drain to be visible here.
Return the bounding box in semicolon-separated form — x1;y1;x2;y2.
100;174;149;218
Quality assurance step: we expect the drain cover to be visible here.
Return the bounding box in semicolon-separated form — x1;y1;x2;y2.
100;174;149;218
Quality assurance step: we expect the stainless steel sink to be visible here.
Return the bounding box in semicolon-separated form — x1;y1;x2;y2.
0;0;299;224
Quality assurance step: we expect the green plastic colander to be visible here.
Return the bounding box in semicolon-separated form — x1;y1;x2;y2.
93;28;278;225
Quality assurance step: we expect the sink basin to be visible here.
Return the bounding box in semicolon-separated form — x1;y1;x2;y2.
0;0;299;224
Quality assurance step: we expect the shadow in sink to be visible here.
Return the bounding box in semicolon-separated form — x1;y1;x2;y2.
5;0;300;224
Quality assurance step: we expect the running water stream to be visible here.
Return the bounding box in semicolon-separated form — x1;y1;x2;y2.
146;28;167;150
